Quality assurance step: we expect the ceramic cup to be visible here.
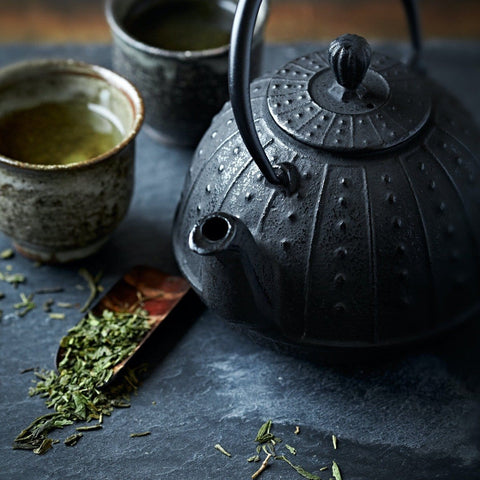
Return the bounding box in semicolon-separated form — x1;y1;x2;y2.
106;0;269;147
0;59;144;263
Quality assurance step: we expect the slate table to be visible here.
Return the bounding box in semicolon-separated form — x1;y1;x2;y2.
0;42;479;480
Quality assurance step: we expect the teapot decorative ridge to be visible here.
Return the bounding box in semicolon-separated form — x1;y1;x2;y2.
173;0;480;357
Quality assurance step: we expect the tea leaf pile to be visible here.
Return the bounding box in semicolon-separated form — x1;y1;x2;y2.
13;309;150;453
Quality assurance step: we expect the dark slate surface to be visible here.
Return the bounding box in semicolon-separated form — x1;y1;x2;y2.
0;42;480;480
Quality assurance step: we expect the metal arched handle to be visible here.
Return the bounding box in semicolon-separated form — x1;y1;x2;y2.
228;0;423;187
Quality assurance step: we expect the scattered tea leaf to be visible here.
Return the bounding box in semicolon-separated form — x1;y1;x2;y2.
64;433;83;446
332;435;338;450
20;367;35;374
14;293;35;317
49;313;66;320
33;438;54;455
247;455;261;462
319;466;328;471
14;309;150;453
1;248;14;259
130;431;151;438
43;299;54;313
294;426;300;435
35;287;64;294
0;271;25;287
79;268;101;312
286;444;297;455
214;443;232;457
75;424;103;432
57;302;75;308
252;452;272;479
332;461;342;480
276;455;322;480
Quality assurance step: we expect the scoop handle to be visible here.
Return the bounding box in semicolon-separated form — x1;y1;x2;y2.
228;0;422;187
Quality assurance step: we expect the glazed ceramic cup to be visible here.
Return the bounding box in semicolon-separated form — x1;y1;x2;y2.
0;59;144;263
106;0;268;147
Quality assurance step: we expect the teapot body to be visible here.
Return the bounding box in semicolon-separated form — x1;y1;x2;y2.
173;61;480;353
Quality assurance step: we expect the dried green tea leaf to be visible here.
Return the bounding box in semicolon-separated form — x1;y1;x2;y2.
64;433;83;446
130;431;151;438
247;455;261;462
49;313;66;320
276;455;322;480
214;443;232;457
33;438;53;455
0;248;14;259
14;309;150;454
79;268;101;312
255;420;273;442
35;287;64;294
294;426;300;435
251;453;272;479
14;293;35;317
286;444;297;455
75;424;102;432
332;461;342;480
332;435;338;450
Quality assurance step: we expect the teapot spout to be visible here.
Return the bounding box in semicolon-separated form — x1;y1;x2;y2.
189;212;274;325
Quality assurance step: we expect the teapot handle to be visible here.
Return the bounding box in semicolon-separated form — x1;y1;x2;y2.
228;0;423;187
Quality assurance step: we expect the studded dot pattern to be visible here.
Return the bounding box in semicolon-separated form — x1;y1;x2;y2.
267;51;431;152
173;66;480;349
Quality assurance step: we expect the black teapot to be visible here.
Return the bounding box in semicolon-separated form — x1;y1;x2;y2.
173;0;480;357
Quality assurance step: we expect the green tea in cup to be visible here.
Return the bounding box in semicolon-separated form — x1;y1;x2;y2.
0;100;124;165
123;0;235;51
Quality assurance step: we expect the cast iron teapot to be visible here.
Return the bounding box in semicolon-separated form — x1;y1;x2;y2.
173;0;480;357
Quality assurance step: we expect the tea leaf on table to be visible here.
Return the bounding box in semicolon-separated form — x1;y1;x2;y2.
14;293;35;317
33;438;54;455
0;271;25;287
332;435;338;450
14;308;150;453
79;268;101;312
64;433;83;446
35;287;64;294
276;455;322;480
294;426;300;435
0;248;14;259
76;424;103;432
286;444;297;455
130;431;151;438
214;443;232;457
332;461;342;480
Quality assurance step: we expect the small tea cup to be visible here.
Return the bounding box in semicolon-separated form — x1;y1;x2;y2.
106;0;269;147
0;59;144;263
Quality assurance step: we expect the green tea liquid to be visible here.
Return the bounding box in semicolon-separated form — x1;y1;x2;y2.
124;0;234;51
0;101;124;165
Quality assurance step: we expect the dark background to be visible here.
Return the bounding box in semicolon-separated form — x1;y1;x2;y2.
0;0;479;44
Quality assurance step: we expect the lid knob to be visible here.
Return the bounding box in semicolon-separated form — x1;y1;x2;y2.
328;34;372;92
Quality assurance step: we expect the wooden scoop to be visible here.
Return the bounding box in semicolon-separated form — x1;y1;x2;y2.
56;266;191;383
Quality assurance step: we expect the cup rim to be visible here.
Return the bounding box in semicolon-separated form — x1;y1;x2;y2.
0;58;144;172
105;0;269;60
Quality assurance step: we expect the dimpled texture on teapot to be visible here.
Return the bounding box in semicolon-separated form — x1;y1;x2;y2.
173;66;480;351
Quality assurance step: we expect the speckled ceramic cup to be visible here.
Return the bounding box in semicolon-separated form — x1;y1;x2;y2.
0;59;144;263
106;0;268;147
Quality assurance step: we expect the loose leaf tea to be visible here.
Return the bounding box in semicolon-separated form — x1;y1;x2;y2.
130;431;151;438
214;443;232;457
276;455;322;480
13;308;150;453
332;461;342;480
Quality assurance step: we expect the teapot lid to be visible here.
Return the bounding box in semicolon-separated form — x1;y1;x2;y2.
267;34;431;152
